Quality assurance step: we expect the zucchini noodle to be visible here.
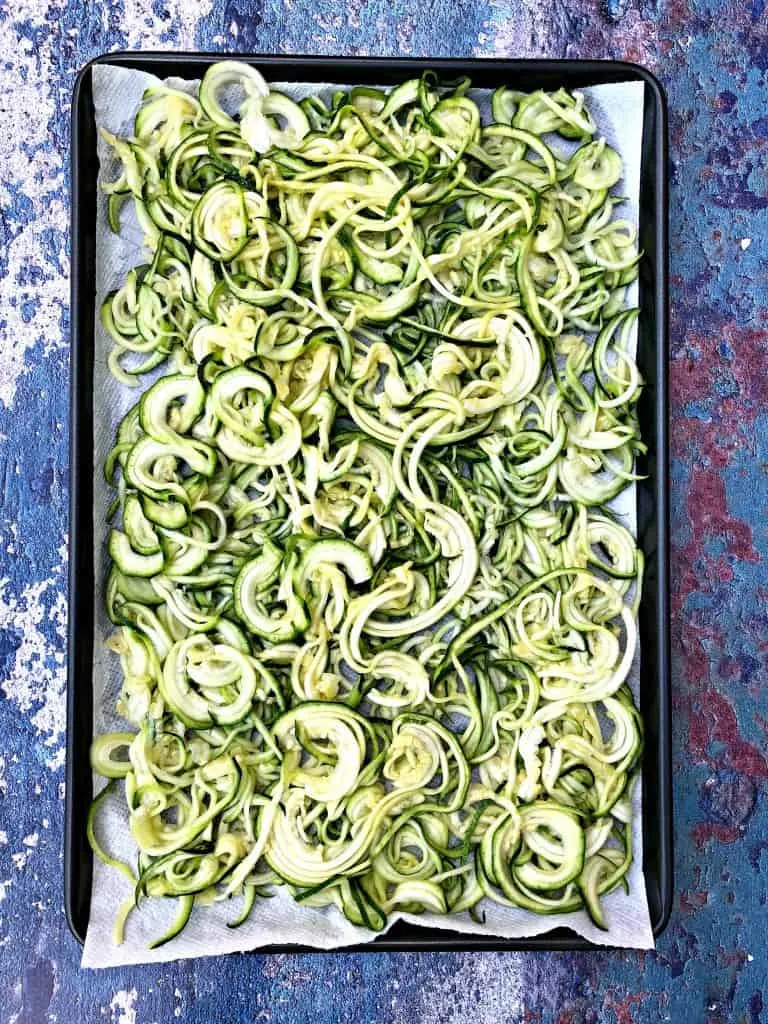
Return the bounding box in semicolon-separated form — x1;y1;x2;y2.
91;64;644;944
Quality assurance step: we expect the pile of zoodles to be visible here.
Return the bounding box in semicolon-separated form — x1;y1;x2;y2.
90;62;644;946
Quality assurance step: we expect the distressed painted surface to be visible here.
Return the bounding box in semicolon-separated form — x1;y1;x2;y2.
0;0;766;1020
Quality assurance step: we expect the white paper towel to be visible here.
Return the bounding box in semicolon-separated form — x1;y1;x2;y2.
82;63;653;967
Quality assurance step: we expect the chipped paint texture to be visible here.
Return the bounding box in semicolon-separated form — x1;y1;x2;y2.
0;0;766;1021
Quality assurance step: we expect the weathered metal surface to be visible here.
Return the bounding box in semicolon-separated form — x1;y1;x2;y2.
0;2;766;1020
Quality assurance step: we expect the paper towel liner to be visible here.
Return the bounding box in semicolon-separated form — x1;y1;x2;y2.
82;63;653;967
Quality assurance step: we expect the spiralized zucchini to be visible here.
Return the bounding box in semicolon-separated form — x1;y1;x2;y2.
91;63;645;945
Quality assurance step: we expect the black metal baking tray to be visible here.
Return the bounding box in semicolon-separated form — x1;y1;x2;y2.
67;52;671;952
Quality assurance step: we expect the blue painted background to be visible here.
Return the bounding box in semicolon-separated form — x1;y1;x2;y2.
1;1;767;1021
